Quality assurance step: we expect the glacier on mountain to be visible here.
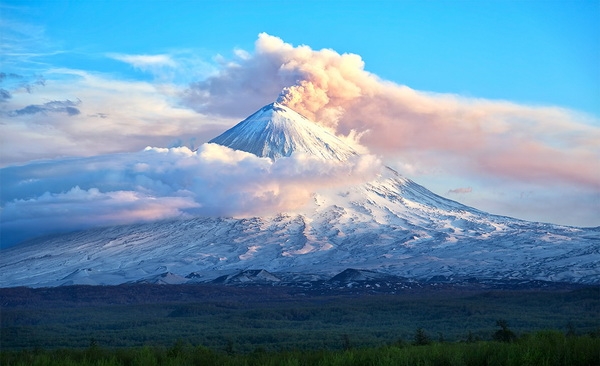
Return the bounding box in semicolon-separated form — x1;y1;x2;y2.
209;102;358;160
0;102;598;287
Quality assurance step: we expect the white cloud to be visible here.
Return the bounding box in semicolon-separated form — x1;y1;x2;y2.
1;30;598;232
183;34;600;192
108;53;178;81
108;53;177;69
0;144;382;247
0;68;235;166
108;51;218;83
181;33;600;227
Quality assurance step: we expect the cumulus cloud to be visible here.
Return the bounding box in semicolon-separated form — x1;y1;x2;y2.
0;144;382;247
183;34;600;193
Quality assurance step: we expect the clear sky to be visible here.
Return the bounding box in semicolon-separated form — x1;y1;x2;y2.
1;0;599;246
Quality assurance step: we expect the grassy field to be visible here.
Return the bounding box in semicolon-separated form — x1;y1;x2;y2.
1;331;599;366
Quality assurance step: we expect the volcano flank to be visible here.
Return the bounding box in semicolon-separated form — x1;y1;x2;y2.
1;102;598;287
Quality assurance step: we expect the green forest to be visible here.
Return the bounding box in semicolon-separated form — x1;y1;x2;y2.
1;285;599;365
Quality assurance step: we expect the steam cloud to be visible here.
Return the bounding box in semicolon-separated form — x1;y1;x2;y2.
186;33;600;190
0;144;382;247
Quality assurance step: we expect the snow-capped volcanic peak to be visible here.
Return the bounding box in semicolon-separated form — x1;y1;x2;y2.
2;101;599;288
209;102;357;160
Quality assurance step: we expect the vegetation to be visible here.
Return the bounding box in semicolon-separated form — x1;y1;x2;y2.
2;286;599;352
492;319;517;343
413;327;431;346
1;331;599;366
1;285;598;365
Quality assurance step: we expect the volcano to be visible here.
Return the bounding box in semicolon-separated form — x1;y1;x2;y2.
209;102;357;160
0;102;598;287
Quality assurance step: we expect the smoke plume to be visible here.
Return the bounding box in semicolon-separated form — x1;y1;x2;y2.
186;33;600;191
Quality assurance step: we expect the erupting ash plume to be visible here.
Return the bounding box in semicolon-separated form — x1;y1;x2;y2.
186;33;600;192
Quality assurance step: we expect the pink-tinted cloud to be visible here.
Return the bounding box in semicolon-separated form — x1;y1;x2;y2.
2;33;598;233
184;33;600;192
1;145;382;247
0;69;235;166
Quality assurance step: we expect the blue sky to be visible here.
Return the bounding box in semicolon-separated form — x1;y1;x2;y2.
1;0;599;245
5;0;598;116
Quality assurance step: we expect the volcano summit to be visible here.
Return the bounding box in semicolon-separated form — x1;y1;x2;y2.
209;102;357;161
0;103;598;287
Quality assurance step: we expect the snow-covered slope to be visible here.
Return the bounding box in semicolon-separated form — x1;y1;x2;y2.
209;102;357;160
1;103;599;287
